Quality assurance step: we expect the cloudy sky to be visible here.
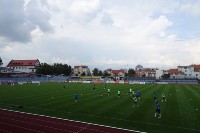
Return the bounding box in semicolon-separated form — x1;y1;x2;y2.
0;0;200;70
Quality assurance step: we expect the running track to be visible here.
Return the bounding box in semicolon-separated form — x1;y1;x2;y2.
0;109;142;133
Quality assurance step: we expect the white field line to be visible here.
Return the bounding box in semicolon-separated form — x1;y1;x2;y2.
0;111;111;133
0;111;116;133
0;108;145;133
0;111;83;129
189;88;200;98
1;108;200;132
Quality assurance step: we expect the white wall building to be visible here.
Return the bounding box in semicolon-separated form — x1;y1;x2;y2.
178;65;200;79
156;65;200;80
73;66;90;76
155;70;164;79
135;64;158;77
5;59;40;76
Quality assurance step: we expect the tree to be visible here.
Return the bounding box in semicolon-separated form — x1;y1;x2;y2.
103;70;110;77
0;57;2;77
36;62;72;76
92;68;99;76
40;63;53;75
99;70;103;76
87;72;91;76
0;57;2;67
161;74;170;79
52;63;72;75
128;68;135;77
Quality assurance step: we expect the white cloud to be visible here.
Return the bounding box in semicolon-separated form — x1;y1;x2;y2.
186;40;200;63
0;0;53;42
0;0;200;71
31;26;45;39
68;0;100;16
181;2;200;17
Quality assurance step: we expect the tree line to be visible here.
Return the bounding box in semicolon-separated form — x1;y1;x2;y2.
36;63;72;76
0;56;137;77
0;57;145;78
92;68;136;77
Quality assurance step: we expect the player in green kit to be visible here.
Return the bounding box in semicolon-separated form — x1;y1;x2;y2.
108;88;110;95
132;90;135;97
118;90;120;98
130;88;132;95
133;96;138;107
162;92;166;102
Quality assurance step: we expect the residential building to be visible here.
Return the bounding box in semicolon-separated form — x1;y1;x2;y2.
157;64;200;79
73;66;91;76
178;64;200;79
4;59;40;77
107;69;126;77
105;69;126;80
135;65;158;77
155;70;164;80
168;69;185;78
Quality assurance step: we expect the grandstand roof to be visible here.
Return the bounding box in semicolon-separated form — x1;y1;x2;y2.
7;59;39;67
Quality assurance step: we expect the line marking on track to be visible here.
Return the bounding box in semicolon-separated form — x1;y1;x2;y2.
0;116;74;133
0;111;134;133
0;121;44;133
0;111;83;129
1;107;200;132
0;108;144;133
2;107;200;132
0;128;13;133
76;124;90;133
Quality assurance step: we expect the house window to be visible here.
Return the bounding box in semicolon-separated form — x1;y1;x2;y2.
196;74;198;76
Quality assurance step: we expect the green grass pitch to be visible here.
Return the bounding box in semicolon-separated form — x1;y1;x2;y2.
0;82;200;133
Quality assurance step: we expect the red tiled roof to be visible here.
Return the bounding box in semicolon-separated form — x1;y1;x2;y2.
168;69;179;74
191;64;200;72
7;59;39;67
111;70;124;74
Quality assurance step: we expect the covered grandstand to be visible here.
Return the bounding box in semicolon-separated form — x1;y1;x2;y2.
0;76;199;85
